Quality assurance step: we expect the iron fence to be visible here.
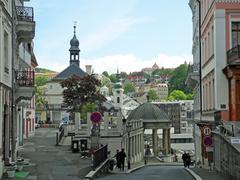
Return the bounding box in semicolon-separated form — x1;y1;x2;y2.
16;6;34;22
92;145;108;169
16;70;34;87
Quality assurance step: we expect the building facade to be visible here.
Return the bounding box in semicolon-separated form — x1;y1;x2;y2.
189;0;240;176
0;0;36;178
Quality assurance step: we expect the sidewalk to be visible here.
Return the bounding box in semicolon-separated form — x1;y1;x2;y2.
189;167;231;180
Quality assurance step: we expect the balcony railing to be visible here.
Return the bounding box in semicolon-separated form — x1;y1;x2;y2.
16;6;34;22
227;45;240;65
16;70;34;87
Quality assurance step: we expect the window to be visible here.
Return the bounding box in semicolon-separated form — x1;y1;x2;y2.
232;22;240;48
117;97;120;103
4;31;9;73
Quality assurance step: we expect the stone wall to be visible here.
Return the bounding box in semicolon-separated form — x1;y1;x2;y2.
213;132;240;180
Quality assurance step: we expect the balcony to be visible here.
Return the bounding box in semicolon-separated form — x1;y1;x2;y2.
185;63;200;86
15;70;35;102
16;6;35;43
227;45;240;65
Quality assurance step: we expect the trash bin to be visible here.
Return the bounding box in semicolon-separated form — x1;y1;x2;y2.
72;139;79;153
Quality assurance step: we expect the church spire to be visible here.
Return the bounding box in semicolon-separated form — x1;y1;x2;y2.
69;23;80;67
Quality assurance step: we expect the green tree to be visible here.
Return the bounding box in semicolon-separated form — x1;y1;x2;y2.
35;76;49;107
168;63;192;94
60;75;106;113
186;93;194;100
152;67;174;76
81;102;96;122
35;76;49;86
124;83;135;94
167;90;187;101
102;71;109;78
148;89;158;102
109;74;118;83
35;86;47;107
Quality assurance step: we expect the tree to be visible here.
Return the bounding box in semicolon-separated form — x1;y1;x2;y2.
35;76;49;86
120;72;128;79
109;74;118;83
35;76;49;107
102;71;109;78
148;89;158;102
60;75;106;113
35;86;47;107
124;83;135;94
168;63;192;94
81;102;96;122
167;90;187;101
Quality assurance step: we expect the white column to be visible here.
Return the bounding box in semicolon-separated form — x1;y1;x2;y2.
152;129;158;156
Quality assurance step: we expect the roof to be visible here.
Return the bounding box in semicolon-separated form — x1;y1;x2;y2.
127;103;170;123
52;63;87;81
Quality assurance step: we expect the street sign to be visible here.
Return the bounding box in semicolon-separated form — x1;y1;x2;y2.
203;126;211;136
231;137;240;144
203;136;213;146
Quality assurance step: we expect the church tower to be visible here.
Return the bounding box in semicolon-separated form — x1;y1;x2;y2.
69;24;80;67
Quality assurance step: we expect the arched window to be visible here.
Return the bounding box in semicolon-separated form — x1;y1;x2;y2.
117;97;120;103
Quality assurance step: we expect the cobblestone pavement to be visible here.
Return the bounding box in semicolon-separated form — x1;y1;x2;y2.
3;128;92;180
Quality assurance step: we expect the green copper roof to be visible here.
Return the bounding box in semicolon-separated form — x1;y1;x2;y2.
127;103;170;122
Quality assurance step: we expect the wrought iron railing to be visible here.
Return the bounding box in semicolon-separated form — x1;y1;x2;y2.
92;145;108;169
16;70;34;87
16;6;34;22
227;45;240;65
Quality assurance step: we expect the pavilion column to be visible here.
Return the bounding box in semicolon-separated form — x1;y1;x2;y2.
152;129;158;156
163;128;171;155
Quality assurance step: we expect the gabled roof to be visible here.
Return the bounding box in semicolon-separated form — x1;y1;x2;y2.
52;63;87;81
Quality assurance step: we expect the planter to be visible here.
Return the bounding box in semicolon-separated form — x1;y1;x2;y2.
7;170;15;178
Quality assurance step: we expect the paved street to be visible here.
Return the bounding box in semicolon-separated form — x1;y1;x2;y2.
98;166;194;180
15;128;92;180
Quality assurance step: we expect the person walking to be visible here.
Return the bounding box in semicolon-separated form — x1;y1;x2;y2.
115;149;121;170
186;153;191;168
119;148;126;171
182;152;187;167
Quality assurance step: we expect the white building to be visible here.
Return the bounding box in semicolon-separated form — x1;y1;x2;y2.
44;25;87;123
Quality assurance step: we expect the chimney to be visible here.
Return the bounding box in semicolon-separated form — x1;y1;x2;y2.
85;65;92;75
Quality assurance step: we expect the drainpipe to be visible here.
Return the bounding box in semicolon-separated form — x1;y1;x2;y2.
196;0;204;165
11;0;17;162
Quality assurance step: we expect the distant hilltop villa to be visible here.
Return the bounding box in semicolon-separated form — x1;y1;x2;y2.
141;62;160;74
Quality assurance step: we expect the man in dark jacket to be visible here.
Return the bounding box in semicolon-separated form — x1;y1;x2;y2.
119;148;126;171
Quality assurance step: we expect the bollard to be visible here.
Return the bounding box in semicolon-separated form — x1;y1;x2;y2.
56;132;59;146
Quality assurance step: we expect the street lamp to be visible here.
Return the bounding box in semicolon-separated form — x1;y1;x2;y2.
126;121;132;169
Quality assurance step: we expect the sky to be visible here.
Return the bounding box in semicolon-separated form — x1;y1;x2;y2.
26;0;193;74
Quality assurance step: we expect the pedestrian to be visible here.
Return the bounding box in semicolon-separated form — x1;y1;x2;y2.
182;152;187;167
115;149;121;170
186;153;191;168
119;148;126;171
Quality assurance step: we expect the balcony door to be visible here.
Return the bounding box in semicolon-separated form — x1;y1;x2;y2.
232;22;240;48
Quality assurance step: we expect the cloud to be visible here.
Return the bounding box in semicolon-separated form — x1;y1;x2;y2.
82;16;153;52
38;53;192;74
81;53;192;74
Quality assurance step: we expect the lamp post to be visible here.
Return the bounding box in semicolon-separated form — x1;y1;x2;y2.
126;121;132;169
